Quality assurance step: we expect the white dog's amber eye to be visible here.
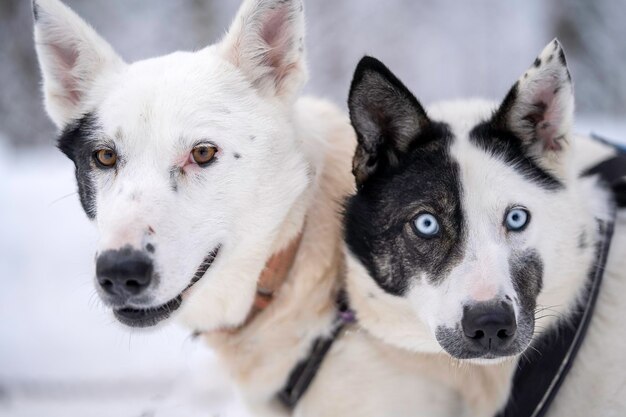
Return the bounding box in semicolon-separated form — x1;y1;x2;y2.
191;145;217;166
412;212;440;238
94;149;117;168
505;208;530;232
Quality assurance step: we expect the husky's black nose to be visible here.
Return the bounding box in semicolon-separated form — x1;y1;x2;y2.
96;247;153;301
462;301;517;350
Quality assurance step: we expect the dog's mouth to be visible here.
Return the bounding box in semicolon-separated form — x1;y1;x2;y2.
113;245;220;328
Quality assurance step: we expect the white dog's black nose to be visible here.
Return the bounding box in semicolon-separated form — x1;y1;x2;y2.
462;301;517;350
96;247;153;301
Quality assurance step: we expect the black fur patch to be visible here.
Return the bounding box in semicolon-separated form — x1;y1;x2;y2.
57;113;100;219
344;122;466;295
32;0;39;21
169;167;180;192
509;249;543;312
469;118;564;191
578;230;588;250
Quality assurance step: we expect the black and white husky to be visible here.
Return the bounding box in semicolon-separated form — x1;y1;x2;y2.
33;0;357;414
343;40;626;416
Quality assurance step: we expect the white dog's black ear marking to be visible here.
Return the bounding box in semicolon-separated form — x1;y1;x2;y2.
348;56;430;187
33;0;124;128
494;39;574;154
32;0;40;21
219;0;306;101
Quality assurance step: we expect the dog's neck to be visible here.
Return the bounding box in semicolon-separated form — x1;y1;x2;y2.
223;229;304;333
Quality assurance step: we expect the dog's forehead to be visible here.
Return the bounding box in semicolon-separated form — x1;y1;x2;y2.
96;49;261;145
426;99;497;139
427;100;551;207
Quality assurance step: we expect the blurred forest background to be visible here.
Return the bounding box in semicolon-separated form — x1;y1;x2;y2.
1;0;626;149
1;1;625;416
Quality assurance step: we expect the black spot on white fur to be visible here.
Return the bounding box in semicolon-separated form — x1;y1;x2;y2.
57;113;100;219
578;230;588;250
169;167;181;192
32;0;39;21
510;249;543;312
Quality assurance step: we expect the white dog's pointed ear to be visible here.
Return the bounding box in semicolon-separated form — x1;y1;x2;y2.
348;56;430;187
33;0;124;128
494;39;574;155
218;0;307;102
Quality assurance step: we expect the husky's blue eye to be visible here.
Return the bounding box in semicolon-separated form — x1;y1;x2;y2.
505;208;530;231
412;213;440;238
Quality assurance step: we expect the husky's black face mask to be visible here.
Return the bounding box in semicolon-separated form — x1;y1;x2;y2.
343;40;597;361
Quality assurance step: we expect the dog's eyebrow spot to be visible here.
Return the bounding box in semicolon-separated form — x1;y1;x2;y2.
147;226;155;235
146;243;155;253
114;128;124;140
169;167;181;192
578;230;588;249
249;135;256;141
234;152;241;159
215;106;231;115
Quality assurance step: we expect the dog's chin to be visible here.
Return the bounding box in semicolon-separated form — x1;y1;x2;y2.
462;355;516;365
440;347;521;364
113;296;182;328
111;245;220;328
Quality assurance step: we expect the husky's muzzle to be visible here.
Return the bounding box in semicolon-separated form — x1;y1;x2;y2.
95;245;220;327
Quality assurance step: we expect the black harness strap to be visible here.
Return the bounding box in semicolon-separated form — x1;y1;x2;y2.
584;151;626;208
276;291;354;409
496;145;625;417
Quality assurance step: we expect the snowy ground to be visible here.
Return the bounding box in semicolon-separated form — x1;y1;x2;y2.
0;119;624;417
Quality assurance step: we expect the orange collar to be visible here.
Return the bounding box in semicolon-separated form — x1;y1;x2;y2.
252;231;303;311
220;230;304;334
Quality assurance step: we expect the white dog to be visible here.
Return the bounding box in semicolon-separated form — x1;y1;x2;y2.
33;0;357;415
339;40;626;416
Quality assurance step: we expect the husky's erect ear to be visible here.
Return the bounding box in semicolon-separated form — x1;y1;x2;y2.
33;0;124;128
493;39;574;156
218;0;306;102
348;56;430;187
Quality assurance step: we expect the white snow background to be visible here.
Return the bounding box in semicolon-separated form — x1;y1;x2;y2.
1;121;624;417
